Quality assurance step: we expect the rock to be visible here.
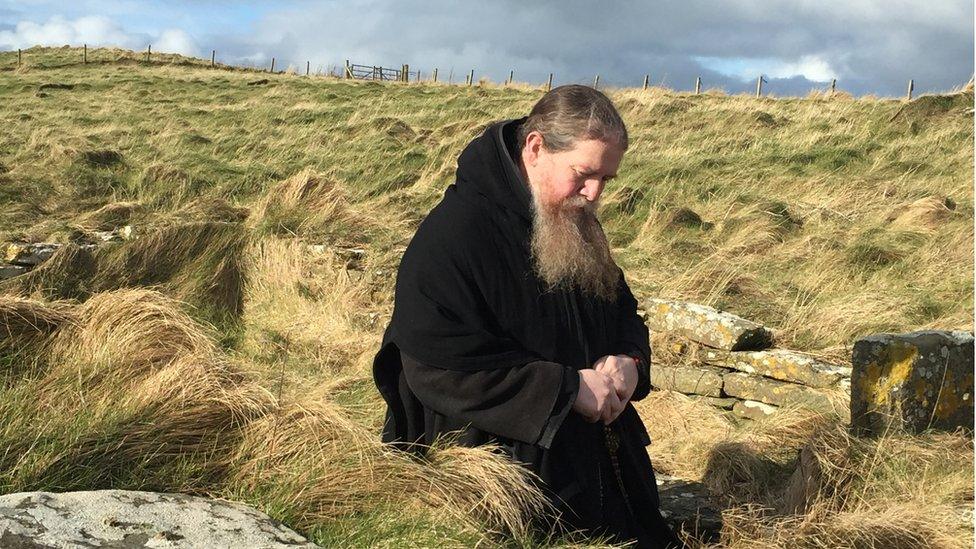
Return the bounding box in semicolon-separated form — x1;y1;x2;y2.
689;395;739;409
0;490;316;548
645;299;773;351
732;399;778;420
723;372;848;420
5;242;59;266
651;363;726;397
0;264;26;280
851;330;974;435
780;445;821;514
699;348;850;388
656;476;722;542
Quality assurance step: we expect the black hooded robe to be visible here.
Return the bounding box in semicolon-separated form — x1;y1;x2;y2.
372;118;682;548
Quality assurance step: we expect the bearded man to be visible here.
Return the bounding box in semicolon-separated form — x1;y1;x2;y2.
372;85;681;548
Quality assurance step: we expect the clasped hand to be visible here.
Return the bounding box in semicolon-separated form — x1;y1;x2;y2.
572;355;638;424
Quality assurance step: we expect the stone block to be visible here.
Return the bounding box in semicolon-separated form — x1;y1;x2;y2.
645;298;773;351
0;264;26;279
699;348;850;388
4;243;58;267
656;476;722;542
851;330;974;435
723;372;848;420
732;399;778;420
651;363;726;397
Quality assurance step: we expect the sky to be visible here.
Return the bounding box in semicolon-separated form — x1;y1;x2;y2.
0;1;972;97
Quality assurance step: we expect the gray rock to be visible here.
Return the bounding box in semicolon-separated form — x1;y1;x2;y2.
688;395;739;409
723;372;849;420
645;299;773;351
0;490;316;548
699;348;850;388
0;264;26;280
4;243;59;267
651;363;726;397
851;330;974;435
656;477;722;542
732;399;778;420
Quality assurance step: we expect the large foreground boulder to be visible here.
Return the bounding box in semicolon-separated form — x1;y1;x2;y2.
851;330;974;435
645;299;773;351
0;490;316;548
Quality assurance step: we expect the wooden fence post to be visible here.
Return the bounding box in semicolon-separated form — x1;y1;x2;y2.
906;79;914;101
17;49;20;66
345;60;351;79
593;74;600;89
417;70;421;82
270;57;275;72
83;44;87;64
433;68;438;83
546;73;553;92
146;44;151;63
469;69;474;86
211;50;215;68
306;61;310;76
830;78;836;95
508;69;514;85
755;75;764;98
695;76;701;94
405;64;410;83
643;74;649;90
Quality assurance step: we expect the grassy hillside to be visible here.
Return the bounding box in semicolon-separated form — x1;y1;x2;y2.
0;46;972;547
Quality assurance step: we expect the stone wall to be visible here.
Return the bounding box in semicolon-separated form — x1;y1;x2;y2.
645;299;851;422
645;299;974;432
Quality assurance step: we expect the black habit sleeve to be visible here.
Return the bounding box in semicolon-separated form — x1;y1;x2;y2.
610;270;652;402
400;351;579;449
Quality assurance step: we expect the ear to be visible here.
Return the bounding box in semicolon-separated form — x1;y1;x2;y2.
523;131;545;167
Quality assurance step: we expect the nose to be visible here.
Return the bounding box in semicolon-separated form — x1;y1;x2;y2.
579;178;604;203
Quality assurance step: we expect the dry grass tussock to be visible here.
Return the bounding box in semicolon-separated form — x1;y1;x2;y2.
253;168;367;241
0;287;555;544
635;391;974;549
242;236;379;381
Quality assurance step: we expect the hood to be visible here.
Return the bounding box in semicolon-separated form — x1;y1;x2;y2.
454;117;534;224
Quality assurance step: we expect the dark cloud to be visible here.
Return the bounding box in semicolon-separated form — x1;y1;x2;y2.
2;1;971;95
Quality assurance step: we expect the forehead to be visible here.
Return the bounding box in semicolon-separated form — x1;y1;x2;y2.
558;139;624;169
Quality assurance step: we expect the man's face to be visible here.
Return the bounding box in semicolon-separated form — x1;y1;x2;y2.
530;137;624;213
521;134;625;301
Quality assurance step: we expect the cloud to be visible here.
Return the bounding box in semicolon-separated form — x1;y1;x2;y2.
0;2;970;96
0;14;197;56
0;15;139;49
155;28;197;56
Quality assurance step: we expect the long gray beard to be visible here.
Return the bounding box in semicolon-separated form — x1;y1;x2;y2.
529;194;620;301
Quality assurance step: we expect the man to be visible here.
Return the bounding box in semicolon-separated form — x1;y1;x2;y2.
372;85;681;548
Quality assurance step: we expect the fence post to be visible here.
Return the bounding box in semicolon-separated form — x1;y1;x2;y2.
84;44;87;64
695;76;701;94
830;78;836;95
17;48;20;66
211;50;215;68
469;69;474;86
417;69;421;82
146;44;151;63
906;79;914;101
593;74;600;89
306;61;310;76
345;60;351;79
433;68;438;83
508;69;514;85
405;64;410;83
546;73;553;92
643;74;649;90
755;75;763;98
270;57;275;73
